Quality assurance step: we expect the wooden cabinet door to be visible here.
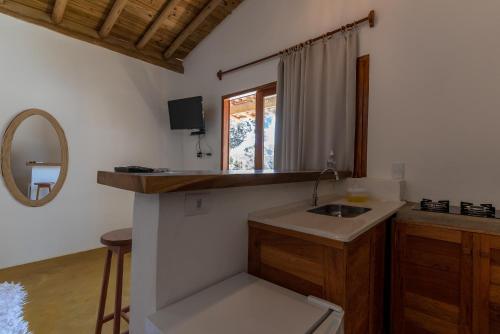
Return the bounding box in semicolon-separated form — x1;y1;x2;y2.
475;234;500;333
249;223;326;298
392;222;473;334
249;221;387;334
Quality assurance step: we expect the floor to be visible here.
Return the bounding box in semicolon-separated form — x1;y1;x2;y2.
0;248;131;334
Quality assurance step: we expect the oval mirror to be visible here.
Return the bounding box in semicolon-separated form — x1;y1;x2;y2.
1;109;68;207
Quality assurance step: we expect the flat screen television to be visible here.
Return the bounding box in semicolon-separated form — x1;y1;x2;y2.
168;96;204;130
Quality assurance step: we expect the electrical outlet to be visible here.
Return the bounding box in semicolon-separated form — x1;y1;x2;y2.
196;152;213;159
184;192;212;216
391;162;405;180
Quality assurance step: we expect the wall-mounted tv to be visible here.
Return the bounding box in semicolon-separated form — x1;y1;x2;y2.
168;96;204;130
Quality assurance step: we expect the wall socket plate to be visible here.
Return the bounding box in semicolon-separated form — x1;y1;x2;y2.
184;192;212;216
391;162;405;180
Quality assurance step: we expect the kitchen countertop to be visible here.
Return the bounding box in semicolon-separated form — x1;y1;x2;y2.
396;202;500;236
248;196;405;242
97;169;351;194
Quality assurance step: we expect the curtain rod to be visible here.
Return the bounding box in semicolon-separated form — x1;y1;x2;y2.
217;10;375;80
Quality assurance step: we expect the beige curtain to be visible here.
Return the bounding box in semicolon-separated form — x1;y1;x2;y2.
275;29;359;171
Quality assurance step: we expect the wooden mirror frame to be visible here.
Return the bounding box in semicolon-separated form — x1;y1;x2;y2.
1;109;69;207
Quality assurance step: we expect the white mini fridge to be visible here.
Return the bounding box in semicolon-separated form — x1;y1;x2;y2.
146;273;344;334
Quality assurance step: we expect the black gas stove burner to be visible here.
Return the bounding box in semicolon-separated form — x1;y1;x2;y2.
420;199;450;213
416;198;499;219
460;202;496;218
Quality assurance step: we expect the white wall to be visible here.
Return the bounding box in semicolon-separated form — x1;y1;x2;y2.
179;0;500;207
0;14;185;269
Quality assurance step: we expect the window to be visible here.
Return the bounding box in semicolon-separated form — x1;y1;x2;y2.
221;55;369;173
221;83;277;170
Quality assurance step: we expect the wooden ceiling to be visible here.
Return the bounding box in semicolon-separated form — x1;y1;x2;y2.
0;0;243;73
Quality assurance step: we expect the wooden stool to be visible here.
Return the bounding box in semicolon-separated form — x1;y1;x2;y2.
95;228;132;334
34;182;52;200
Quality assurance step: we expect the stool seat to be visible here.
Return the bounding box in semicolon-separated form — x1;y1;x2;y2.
100;228;132;248
34;182;53;186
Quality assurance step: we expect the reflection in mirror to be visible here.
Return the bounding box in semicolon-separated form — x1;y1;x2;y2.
11;115;62;201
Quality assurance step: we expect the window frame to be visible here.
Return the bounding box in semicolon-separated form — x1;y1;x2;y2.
353;55;370;178
220;82;277;170
221;55;369;173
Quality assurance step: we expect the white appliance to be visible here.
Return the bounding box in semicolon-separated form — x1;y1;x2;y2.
146;273;344;334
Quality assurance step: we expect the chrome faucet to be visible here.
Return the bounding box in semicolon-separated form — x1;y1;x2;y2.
312;168;340;207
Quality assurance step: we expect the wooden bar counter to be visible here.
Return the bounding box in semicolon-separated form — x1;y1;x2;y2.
97;169;351;193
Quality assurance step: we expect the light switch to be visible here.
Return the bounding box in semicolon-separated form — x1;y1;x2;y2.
391;162;405;180
184;192;212;216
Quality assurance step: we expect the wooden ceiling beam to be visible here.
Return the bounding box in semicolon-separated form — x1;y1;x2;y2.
136;0;181;50
51;0;68;24
0;0;184;73
164;0;223;59
0;0;243;72
99;0;128;38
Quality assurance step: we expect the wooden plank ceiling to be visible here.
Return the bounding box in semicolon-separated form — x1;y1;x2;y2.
0;0;243;73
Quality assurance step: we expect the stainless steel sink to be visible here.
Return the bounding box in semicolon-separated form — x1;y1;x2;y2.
308;204;371;218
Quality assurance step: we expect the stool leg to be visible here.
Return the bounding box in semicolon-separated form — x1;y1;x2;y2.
95;250;112;334
36;186;41;200
113;248;125;334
